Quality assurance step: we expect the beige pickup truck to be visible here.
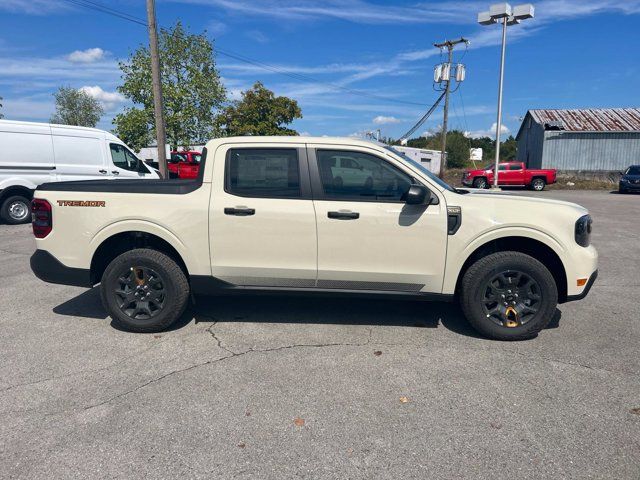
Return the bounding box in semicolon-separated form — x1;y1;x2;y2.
30;136;597;340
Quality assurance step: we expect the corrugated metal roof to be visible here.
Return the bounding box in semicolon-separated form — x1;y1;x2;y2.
529;108;640;132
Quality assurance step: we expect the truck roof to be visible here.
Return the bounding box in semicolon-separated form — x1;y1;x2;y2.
204;136;385;149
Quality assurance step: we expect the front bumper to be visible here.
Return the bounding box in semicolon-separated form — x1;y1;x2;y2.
620;181;640;191
564;269;598;303
30;249;93;287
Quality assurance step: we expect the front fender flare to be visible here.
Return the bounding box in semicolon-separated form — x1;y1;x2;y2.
442;226;569;295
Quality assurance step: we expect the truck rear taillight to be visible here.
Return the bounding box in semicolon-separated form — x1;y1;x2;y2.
32;199;52;238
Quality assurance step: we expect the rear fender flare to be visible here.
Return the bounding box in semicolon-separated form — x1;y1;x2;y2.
89;220;207;276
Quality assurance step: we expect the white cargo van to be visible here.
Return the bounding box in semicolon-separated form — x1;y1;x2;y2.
0;120;158;224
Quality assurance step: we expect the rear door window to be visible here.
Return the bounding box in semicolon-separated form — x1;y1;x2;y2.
226;149;300;198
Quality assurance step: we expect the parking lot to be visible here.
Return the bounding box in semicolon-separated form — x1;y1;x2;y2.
0;190;638;479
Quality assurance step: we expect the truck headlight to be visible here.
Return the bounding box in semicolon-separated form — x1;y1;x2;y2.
575;214;592;247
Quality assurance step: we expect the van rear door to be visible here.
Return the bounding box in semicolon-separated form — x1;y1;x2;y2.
0;122;56;188
51;127;108;181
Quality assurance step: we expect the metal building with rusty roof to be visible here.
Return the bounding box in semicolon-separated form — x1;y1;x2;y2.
516;108;640;171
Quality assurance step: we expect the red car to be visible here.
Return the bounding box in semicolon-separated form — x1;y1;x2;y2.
168;151;202;179
462;161;557;191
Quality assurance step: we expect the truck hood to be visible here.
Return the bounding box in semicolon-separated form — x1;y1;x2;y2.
456;188;587;215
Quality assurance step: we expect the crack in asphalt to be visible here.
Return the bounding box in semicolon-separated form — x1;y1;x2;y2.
502;348;637;377
80;324;374;412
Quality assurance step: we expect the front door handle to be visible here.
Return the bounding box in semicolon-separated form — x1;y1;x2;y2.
111;170;120;175
224;207;255;216
99;169;108;174
328;211;359;220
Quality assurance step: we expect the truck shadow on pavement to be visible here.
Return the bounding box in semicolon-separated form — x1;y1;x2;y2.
53;287;562;340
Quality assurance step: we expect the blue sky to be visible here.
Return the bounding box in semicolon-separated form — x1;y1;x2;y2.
1;0;639;141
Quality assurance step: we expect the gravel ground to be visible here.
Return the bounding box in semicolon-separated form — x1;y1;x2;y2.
0;190;638;479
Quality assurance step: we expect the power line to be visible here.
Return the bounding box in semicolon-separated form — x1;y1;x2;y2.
62;0;147;26
399;91;446;141
60;0;434;108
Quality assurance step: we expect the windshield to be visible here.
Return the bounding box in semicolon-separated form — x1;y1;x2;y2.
626;166;640;175
482;164;494;171
384;146;456;192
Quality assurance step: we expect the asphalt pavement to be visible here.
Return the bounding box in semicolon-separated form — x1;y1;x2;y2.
0;190;638;479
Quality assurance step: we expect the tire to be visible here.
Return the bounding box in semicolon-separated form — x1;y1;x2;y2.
531;178;546;191
472;177;488;189
100;248;190;333
619;187;627;194
1;195;32;224
459;251;558;341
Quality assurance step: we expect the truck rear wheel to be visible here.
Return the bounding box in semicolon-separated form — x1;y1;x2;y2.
531;178;546;191
459;251;558;341
1;195;31;224
100;248;190;333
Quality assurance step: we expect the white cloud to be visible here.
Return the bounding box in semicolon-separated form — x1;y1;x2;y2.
67;48;106;63
207;20;228;36
182;0;640;25
372;115;400;125
246;30;269;43
79;85;126;110
0;0;69;14
466;122;510;139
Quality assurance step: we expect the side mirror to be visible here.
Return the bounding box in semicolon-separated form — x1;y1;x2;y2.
405;185;429;205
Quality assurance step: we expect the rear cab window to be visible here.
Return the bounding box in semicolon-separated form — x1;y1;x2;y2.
225;148;301;198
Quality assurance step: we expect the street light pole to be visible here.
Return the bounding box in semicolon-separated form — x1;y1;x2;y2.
493;17;508;188
478;3;534;189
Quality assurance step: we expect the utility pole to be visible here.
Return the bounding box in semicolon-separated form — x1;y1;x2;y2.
146;0;168;179
433;37;468;179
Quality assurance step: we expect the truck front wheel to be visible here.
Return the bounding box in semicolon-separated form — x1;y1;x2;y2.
472;177;488;189
459;251;558;341
100;248;190;333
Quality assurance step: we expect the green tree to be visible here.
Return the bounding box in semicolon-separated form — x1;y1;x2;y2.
499;135;517;161
112;107;153;152
406;129;470;168
445;130;471;168
405;130;517;167
114;21;226;149
50;86;103;127
216;82;302;136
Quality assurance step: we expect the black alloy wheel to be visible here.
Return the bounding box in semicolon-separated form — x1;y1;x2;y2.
115;266;166;320
481;270;541;328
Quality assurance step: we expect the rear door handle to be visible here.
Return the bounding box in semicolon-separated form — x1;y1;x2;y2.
99;169;108;174
328;211;359;220
224;207;255;216
111;170;120;175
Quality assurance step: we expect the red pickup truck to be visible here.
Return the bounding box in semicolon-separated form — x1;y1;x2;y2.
168;151;202;179
462;162;557;191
